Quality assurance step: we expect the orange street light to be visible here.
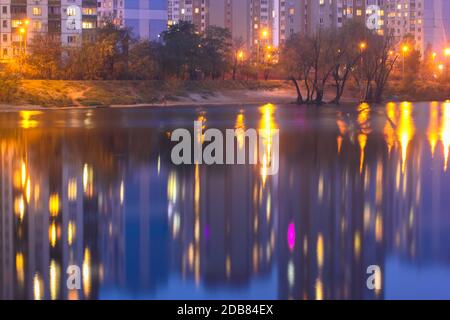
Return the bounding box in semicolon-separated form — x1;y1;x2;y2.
261;29;269;39
445;48;450;57
359;42;367;50
266;45;271;50
237;50;244;61
24;19;30;26
438;64;444;71
432;52;437;60
19;28;26;34
401;45;410;79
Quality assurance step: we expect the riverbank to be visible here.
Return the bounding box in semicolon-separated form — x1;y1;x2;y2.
0;80;296;108
0;79;448;109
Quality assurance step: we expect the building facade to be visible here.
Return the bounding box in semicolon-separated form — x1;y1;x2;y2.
0;0;98;62
385;0;450;55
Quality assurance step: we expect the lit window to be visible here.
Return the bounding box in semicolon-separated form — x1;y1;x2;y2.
32;7;42;15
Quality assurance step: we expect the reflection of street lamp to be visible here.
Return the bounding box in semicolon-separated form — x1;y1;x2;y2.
402;45;409;80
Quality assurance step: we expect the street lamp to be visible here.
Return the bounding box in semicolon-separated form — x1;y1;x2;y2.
359;42;367;99
402;45;409;80
238;50;244;61
257;29;269;65
445;47;450;79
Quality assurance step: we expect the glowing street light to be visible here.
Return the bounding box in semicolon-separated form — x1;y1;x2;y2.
445;48;450;79
237;50;244;62
261;29;269;39
19;28;26;34
402;45;410;80
359;42;367;99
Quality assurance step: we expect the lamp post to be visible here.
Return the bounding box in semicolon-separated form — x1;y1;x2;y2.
444;47;450;80
402;45;409;80
18;19;29;74
359;42;366;99
258;29;269;65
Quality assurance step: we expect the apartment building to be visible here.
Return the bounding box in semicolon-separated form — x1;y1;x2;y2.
0;0;98;62
167;0;208;32
385;0;450;55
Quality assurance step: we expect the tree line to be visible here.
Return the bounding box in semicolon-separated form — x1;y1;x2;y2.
2;19;434;104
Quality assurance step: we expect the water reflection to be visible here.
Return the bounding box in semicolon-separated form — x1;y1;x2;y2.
1;101;450;300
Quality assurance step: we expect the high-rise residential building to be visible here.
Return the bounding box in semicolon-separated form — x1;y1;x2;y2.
0;0;98;62
167;0;208;32
385;0;450;55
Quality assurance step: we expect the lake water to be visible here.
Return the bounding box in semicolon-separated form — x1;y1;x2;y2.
1;101;450;300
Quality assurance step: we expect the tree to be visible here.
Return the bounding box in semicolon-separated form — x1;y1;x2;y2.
128;40;160;80
25;34;62;79
200;26;232;79
279;33;314;104
161;21;201;80
62;21;131;80
231;37;245;80
330;21;364;104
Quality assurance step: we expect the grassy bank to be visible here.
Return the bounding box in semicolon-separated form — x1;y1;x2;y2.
1;80;288;107
386;81;450;102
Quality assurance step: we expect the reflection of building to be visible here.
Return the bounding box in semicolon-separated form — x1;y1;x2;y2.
2;103;450;300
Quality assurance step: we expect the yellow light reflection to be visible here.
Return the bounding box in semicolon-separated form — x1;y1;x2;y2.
427;102;440;158
33;273;43;300
25;178;31;203
20;111;42;129
384;103;397;155
68;221;76;246
259;104;277;185
82;248;91;298
83;164;94;197
21;160;27;188
441;102;450;171
317;233;324;269
49;193;60;217
49;222;57;248
68;178;77;201
119;180;124;205
315;278;323;300
357;104;372;173
354;231;361;258
235;112;246;150
50;260;60;300
16;252;25;285
397;102;415;173
14;195;25;221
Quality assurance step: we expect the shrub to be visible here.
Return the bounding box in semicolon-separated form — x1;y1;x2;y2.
0;72;20;103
